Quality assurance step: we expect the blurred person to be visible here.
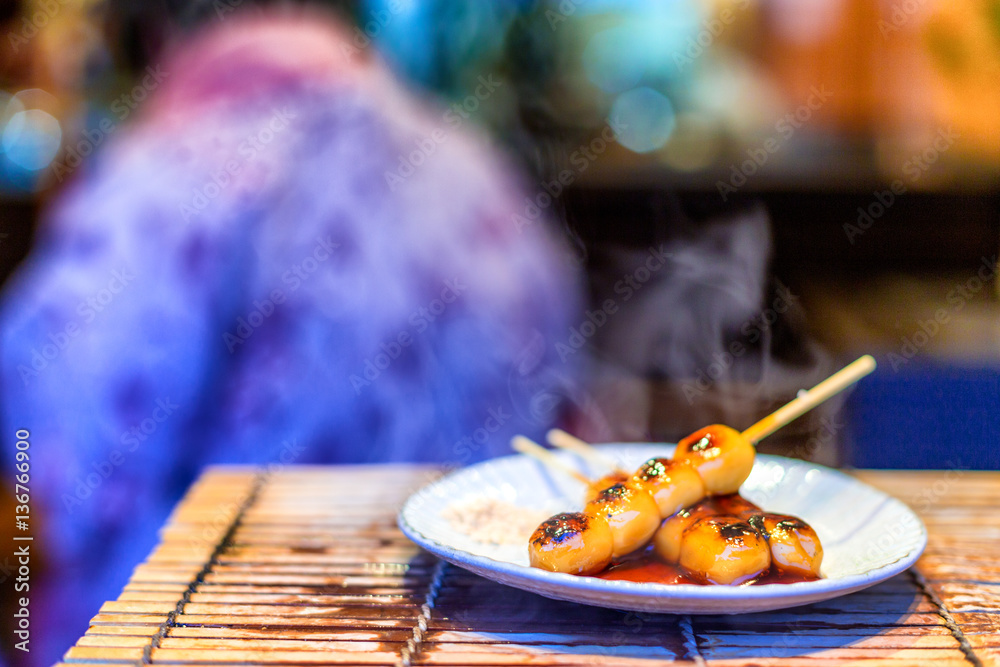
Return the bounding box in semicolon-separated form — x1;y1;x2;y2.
0;10;579;665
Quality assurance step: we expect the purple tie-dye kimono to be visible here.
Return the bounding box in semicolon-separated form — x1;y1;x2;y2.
0;15;578;664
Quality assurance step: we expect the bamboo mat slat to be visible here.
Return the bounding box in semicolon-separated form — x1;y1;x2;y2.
58;466;999;667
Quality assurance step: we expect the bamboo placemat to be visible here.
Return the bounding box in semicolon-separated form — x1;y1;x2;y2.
57;466;999;667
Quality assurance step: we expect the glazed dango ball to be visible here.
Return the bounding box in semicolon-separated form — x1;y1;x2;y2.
584;483;661;558
678;515;771;585
674;424;755;495
585;470;631;502
652;501;716;563
632;458;706;518
529;512;614;575
748;513;823;578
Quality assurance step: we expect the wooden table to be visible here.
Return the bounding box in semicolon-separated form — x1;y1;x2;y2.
58;466;999;667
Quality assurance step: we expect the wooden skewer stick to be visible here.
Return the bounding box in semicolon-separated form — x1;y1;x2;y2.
545;429;623;472
511;436;591;485
740;354;876;444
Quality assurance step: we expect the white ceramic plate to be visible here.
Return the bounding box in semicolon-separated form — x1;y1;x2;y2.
398;444;927;614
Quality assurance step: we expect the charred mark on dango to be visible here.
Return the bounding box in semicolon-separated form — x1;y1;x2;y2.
595;483;630;503
635;458;667;481
532;512;590;545
690;435;714;452
718;520;760;541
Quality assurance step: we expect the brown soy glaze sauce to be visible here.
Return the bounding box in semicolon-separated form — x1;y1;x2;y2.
594;494;820;586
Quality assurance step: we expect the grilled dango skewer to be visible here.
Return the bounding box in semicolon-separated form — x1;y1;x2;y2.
584;482;661;558
650;496;752;564
652;500;717;563
588;458;705;512
673;424;755;496
547;428;712;511
525;355;876;580
678;515;771;585
632;458;706;518
585;470;631;502
746;512;823;578
528;512;614;575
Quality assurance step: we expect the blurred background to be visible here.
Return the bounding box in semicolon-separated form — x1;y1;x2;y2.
0;0;998;663
3;0;997;466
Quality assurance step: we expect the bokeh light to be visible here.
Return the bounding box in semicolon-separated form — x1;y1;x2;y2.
2;108;63;171
609;86;676;153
